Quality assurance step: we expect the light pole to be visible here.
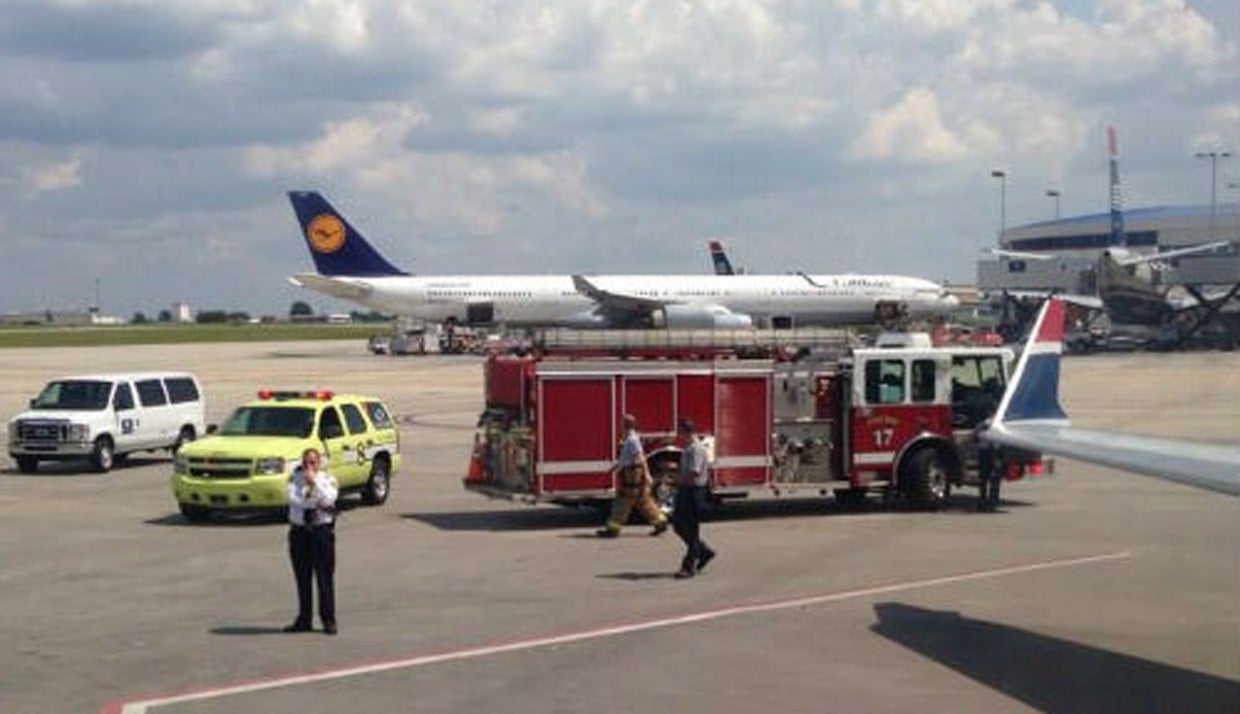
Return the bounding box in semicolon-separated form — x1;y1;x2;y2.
1045;189;1061;220
991;169;1007;240
1195;150;1232;242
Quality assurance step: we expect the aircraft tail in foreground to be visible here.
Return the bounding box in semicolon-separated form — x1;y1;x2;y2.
985;297;1240;496
288;191;408;277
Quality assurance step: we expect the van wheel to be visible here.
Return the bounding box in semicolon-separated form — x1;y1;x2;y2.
91;436;115;473
179;504;209;523
902;448;951;510
16;456;39;474
361;457;390;505
173;425;196;454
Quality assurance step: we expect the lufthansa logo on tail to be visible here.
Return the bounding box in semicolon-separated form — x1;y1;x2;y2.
307;214;346;254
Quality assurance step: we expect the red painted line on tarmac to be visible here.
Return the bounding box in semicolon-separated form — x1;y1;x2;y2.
103;550;1131;713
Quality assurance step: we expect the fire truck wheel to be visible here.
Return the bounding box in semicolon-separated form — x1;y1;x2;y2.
903;448;951;510
362;457;391;505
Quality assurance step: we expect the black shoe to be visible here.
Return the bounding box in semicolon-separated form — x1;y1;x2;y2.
696;550;716;573
650;521;669;536
674;568;696;579
283;621;311;633
596;528;619;538
323;622;338;636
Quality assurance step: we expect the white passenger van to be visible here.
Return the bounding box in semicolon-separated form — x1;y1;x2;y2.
8;373;206;473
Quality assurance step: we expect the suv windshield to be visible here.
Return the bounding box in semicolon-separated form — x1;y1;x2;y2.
219;406;315;438
31;380;112;411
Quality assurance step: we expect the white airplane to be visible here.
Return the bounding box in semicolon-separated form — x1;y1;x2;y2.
984;296;1240;496
286;191;959;329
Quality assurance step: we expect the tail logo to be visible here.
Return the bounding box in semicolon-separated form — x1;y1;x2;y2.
306;214;346;254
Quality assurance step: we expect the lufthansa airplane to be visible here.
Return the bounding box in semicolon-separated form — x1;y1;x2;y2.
286;191;959;329
985;296;1240;496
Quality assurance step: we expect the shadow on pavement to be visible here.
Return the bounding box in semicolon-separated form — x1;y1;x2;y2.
403;508;599;532
871;602;1240;714
596;571;678;581
2;455;169;477
210;625;289;636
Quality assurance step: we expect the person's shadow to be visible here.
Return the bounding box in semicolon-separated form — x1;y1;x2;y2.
210;625;288;636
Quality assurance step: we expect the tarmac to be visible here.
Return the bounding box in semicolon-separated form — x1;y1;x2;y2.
0;341;1237;713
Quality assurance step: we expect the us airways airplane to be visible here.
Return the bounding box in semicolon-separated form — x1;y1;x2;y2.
286;191;958;329
985;297;1240;496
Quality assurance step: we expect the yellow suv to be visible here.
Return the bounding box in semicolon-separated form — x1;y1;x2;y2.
171;390;402;521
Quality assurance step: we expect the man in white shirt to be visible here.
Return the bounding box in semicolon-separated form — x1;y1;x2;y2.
284;447;340;635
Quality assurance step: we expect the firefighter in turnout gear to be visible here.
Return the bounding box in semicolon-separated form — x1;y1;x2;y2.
597;414;669;538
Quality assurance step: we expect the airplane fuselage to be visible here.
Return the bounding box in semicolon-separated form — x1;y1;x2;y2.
298;273;953;328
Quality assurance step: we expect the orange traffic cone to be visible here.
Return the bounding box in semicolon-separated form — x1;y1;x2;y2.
465;434;485;483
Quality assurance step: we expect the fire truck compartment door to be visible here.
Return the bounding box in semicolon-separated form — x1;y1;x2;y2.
622;376;675;435
713;374;771;487
537;377;615;494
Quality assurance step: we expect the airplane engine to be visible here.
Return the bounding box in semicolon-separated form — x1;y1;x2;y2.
874;300;907;323
652;305;754;330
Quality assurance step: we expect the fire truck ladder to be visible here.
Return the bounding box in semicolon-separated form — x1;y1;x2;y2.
532;327;861;357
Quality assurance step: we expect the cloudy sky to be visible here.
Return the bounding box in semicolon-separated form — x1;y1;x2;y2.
1;0;1237;317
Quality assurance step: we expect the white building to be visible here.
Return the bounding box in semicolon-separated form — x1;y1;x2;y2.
977;203;1240;295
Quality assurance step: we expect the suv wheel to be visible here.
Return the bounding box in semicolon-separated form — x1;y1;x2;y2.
362;457;390;505
179;504;209;523
16;455;39;474
91;436;115;473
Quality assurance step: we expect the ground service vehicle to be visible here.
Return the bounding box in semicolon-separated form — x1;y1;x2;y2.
9;372;205;473
171;390;401;521
464;332;1049;510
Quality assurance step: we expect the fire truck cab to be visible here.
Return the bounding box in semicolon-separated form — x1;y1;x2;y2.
465;332;1044;511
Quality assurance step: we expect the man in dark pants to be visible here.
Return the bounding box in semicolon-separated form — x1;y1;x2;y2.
672;420;716;579
976;421;1003;512
284;447;339;635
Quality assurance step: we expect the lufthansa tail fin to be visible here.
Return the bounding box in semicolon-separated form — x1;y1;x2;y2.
288;191;408;277
993;297;1069;427
708;239;735;276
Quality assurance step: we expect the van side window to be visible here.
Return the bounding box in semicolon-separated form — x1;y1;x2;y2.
911;359;936;403
135;379;168;407
113;383;135;411
318;407;345;440
341;403;368;435
164;377;200;404
864;359;905;404
364;401;393;429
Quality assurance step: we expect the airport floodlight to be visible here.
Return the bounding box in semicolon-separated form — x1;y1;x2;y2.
990;170;1008;238
1045;189;1061;219
1195;151;1234;242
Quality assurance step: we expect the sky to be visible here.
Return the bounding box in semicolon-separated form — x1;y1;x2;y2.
1;0;1237;318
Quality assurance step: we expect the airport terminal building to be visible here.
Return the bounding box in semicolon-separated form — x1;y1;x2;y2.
976;203;1240;295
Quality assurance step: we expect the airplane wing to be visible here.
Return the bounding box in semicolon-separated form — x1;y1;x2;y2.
988;290;1104;311
983;297;1240;496
571;275;664;312
287;273;374;301
1111;240;1232;267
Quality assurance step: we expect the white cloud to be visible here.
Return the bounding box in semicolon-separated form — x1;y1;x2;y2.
851;88;968;164
25;158;82;193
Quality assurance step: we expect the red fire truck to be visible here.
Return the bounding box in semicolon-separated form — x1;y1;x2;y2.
464;332;1047;510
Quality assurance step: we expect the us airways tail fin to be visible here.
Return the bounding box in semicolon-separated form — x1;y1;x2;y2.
708;239;735;276
288;191;408;277
993;297;1069;426
986;297;1240;496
